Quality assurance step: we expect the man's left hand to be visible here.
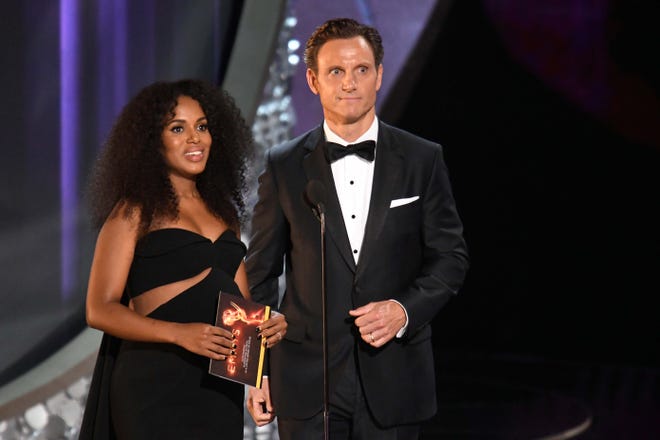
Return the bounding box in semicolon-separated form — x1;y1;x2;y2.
349;300;406;347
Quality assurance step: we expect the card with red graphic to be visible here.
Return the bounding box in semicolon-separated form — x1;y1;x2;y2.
208;291;270;387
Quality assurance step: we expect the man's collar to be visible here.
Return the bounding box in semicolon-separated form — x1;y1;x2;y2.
323;117;379;146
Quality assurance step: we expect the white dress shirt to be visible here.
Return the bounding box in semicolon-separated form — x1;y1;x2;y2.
323;118;378;264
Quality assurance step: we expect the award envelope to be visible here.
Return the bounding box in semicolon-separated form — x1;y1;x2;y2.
208;291;270;387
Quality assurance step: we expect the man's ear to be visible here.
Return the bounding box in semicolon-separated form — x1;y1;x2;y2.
306;69;319;95
375;63;383;92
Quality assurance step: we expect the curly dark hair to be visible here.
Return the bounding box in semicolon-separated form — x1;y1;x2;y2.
86;79;254;237
304;17;384;73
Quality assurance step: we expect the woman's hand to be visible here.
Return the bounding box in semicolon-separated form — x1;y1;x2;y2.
173;322;236;360
258;312;287;348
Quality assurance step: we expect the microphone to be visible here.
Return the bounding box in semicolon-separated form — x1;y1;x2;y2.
304;180;326;221
303;179;329;440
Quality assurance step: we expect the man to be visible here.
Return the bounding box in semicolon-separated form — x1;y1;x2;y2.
246;17;469;440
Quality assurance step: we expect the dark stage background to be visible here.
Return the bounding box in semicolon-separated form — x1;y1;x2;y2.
396;0;660;368
392;1;660;438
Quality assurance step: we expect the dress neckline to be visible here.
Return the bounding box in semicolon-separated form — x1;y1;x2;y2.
142;227;235;244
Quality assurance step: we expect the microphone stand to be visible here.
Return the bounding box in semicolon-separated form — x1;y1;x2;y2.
319;209;329;440
305;180;329;440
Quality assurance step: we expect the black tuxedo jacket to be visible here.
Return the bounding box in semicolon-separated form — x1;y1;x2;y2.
246;121;469;427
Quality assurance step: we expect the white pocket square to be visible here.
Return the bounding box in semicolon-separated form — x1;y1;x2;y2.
390;196;419;208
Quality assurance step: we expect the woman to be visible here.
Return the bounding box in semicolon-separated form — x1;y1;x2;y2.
79;79;286;439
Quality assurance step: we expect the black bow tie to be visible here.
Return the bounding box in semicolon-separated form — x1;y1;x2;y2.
324;140;376;163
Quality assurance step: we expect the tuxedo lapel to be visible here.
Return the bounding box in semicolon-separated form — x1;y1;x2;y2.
302;129;357;272
357;125;404;275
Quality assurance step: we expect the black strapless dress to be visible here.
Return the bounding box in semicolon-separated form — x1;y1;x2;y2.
80;229;246;440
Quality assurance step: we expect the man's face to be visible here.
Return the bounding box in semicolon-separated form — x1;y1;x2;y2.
306;36;383;128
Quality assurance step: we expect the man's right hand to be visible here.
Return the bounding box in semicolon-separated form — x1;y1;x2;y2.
247;377;275;426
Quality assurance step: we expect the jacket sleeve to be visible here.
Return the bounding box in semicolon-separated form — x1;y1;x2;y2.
397;145;470;334
245;149;287;309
